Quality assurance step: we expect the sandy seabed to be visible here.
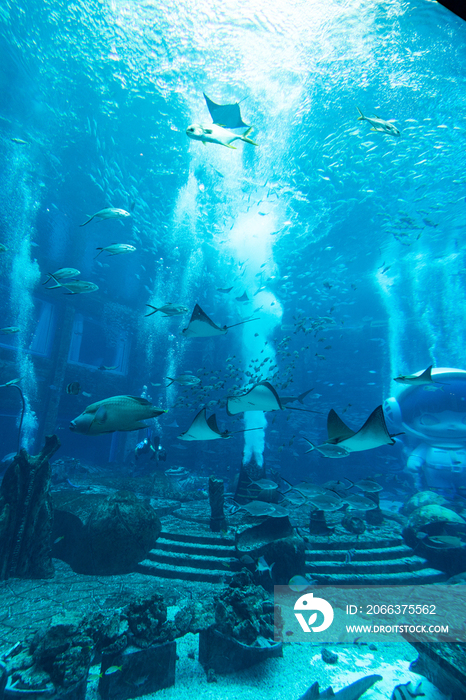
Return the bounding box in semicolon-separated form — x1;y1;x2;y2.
86;631;450;700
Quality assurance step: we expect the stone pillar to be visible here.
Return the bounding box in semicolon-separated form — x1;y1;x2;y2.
364;492;383;525
309;507;333;535
209;476;226;532
0;435;60;579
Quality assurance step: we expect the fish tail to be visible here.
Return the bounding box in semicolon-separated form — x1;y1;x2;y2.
303;438;315;453
298;388;313;404
165;377;174;387
356;106;364;120
42;274;52;285
79;215;93;227
94;248;103;259
46;274;62;289
241;127;258;146
145;304;159;317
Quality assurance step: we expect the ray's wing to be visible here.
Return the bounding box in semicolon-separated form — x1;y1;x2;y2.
336;405;395;452
204;93;249;128
226;381;283;416
417;364;433;383
178;408;224;440
182;303;227;337
326;408;355;443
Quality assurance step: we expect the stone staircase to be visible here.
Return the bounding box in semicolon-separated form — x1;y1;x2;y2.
305;536;446;584
136;530;447;585
135;531;239;583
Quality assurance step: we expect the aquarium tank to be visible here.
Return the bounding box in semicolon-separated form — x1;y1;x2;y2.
0;0;465;698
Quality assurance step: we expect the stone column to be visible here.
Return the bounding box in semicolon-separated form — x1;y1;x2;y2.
209;476;227;532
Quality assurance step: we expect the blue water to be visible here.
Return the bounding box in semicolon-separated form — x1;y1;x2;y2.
1;0;466;483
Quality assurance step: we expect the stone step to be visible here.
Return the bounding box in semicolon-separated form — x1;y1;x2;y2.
146;549;240;572
305;537;404;550
306;555;428;575
159;531;235;547
135;559;232;583
155;537;236;558
307;545;414;562
307;567;447;585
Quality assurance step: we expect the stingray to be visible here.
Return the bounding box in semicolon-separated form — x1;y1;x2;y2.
178;409;230;441
394;364;435;385
304;405;400;457
204;93;249;129
227;381;283;416
326;405;399;452
235;291;250;302
182;304;258;338
298;674;382;700
393;364;449;386
178;408;261;441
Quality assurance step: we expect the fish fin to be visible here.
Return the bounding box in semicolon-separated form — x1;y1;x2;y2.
224;143;237;149
356;106;364;120
127;396;152;406
145;304;159;317
241;127;258;145
419;364;433;381
94;406;107;424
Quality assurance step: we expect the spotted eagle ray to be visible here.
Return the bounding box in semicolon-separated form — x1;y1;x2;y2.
204;93;249;129
304;405;400;458
182;304;258;338
393;364;448;386
227;381;283;416
178;408;260;441
227;381;321;416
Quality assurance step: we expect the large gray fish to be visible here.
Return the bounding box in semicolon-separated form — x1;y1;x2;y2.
94;244;136;258
46;275;98;294
357;107;400;137
166;374;201;387
43;268;80;285
70;395;166;435
80;207;131;227
145;303;189;317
